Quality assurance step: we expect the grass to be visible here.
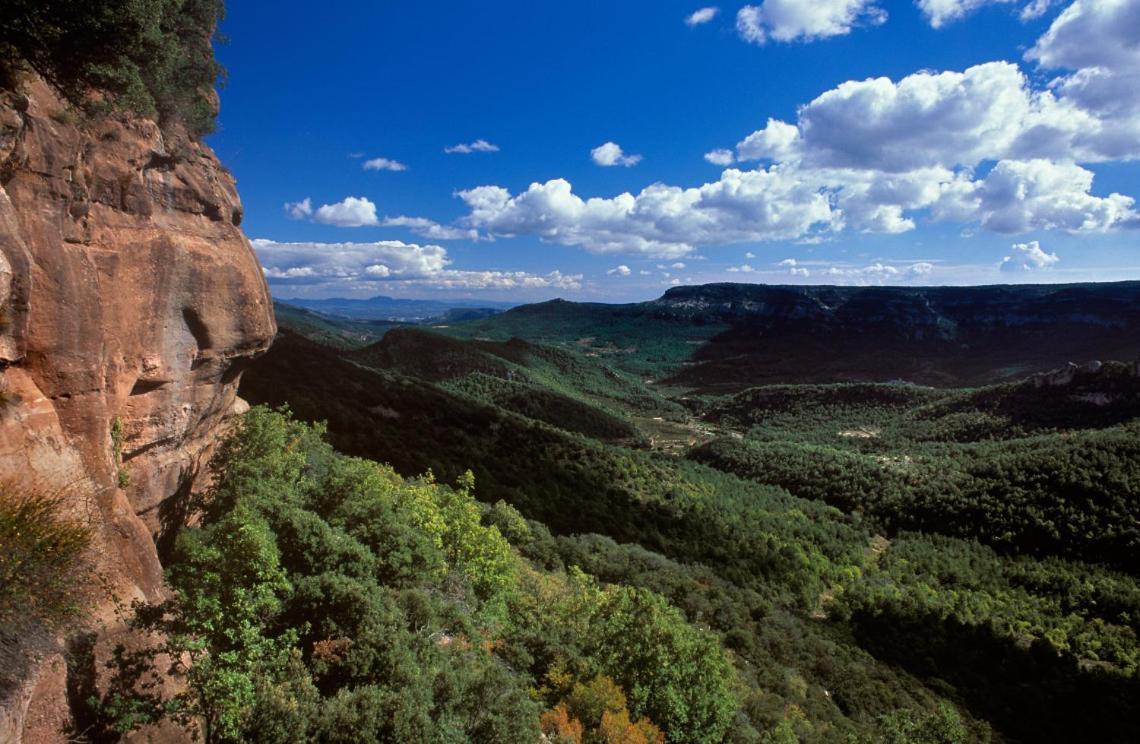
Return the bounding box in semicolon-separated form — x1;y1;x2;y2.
0;485;92;697
0;487;91;630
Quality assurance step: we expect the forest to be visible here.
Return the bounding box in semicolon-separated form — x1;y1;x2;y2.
216;320;1140;742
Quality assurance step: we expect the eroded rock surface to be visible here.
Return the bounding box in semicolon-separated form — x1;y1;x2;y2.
0;76;274;741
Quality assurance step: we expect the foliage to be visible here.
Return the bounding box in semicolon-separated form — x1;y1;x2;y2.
0;0;226;135
99;409;741;743
0;486;91;703
239;329;1140;742
0;486;91;634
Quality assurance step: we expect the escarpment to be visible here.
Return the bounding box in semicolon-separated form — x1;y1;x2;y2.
0;75;274;740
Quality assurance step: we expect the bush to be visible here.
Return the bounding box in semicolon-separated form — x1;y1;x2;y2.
0;0;226;135
0;486;91;634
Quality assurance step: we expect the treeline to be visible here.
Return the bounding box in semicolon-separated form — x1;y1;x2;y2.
1;0;225;134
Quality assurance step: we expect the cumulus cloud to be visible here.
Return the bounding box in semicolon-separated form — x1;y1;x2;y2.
381;216;479;241
730;58;1140;168
252;238;581;291
704;149;735;166
726;264;755;272
445;139;500;154
591;142;643;167
457;172;838;258
936;159;1136;233
310;196;381;227
450;7;1138;257
745;251;756;258
736;118;800;161
1000;240;1060;271
671;262;687;269
736;0;886;45
789;266;811;277
686;7;719;25
285;197;312;219
608;264;632;276
362;157;407;172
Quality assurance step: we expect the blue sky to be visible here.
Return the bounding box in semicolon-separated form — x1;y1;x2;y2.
208;0;1140;302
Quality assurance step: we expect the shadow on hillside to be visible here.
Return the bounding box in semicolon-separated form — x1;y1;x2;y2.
851;608;1140;743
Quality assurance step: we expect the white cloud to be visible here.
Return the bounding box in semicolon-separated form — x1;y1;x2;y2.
669;278;682;285
608;264;632;276
918;0;1013;28
736;118;800;161
445;139;500;154
745;251;756;258
639;269;653;275
452;11;1139;257
822;261;942;284
778;258;799;266
916;0;1059;27
285;197;312;219
686;7;719;26
704;149;736;166
789;266;811;277
1019;0;1059;20
726;264;755;272
255;238;448;280
252;238;581;291
591;142;643;167
381;216;479;241
937;159;1136;233
671;262;687;269
362;157;407;172
311;196;380;227
737;0;886;45
1001;240;1060;271
458;172;839;258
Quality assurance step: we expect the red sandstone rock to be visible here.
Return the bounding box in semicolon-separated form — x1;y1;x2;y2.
0;75;274;742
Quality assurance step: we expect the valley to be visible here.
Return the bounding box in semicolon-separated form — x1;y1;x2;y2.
4;2;1140;741
232;287;1140;742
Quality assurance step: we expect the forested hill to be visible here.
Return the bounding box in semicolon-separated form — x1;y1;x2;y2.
445;281;1140;390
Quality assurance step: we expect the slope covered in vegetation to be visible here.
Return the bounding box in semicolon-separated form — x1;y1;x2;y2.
1;0;226;134
237;318;1140;742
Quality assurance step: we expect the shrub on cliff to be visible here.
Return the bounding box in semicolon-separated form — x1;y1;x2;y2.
0;487;91;634
0;0;225;135
0;486;91;698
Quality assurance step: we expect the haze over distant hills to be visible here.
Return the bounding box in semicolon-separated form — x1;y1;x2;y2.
278;294;515;321
441;281;1140;391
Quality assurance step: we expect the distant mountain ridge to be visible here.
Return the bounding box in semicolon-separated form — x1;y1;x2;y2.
280;294;514;321
446;281;1140;391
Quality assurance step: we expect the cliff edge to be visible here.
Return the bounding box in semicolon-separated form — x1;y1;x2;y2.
0;74;274;741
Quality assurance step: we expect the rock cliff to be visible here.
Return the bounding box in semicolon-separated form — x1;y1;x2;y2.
0;75;274;741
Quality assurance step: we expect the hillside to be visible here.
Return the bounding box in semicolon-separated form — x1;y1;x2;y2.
446;282;1140;390
271;300;400;350
236;313;1140;743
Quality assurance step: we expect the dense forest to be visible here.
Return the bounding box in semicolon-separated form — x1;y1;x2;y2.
219;317;1140;742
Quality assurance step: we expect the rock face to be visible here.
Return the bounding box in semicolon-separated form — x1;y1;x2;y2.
0;76;274;740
